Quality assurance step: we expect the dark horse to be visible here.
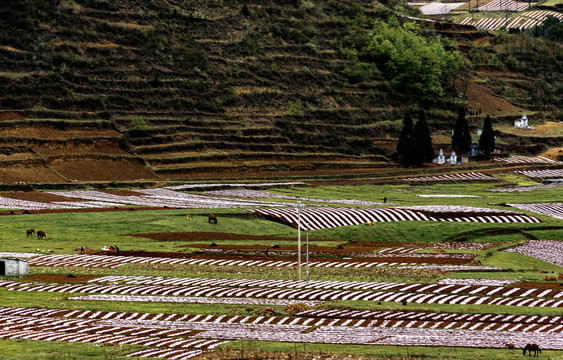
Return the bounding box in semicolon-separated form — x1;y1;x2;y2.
37;230;47;239
26;229;35;237
523;343;541;356
208;215;217;224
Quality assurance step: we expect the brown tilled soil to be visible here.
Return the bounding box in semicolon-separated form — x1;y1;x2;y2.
464;81;523;116
0;125;120;139
0;207;171;216
0;164;66;184
512;281;563;290
94;250;470;265
50;158;159;181
130;231;337;242
0;191;83;202
0;112;25;121
31;140;129;156
183;243;383;252
25;274;99;283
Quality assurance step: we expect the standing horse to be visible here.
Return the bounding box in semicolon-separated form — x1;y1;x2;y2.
26;229;35;237
208;215;217;224
523;343;541;356
37;230;47;239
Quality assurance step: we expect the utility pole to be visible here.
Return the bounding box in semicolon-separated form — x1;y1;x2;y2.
294;202;304;280
306;227;310;282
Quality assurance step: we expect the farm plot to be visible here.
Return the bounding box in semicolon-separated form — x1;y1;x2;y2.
507;203;563;220
521;10;563;21
488;182;563;192
89;274;563;302
69;295;320;306
3;275;563;307
459;17;509;30
165;182;306;190
436;278;519;286
204;189;391;206
504;240;563;266
190;325;563;348
419;2;464;14
494;155;561;165
403;172;497;182
297;308;563;327
251;206;540;231
478;0;529;11
506;16;542;30
1;305;563;356
10;252;427;269
517;169;563;178
428;242;504;250
43;189;293;210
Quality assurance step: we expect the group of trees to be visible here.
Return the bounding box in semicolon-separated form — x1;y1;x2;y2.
451;108;495;159
397;108;496;166
365;17;463;98
396;110;434;166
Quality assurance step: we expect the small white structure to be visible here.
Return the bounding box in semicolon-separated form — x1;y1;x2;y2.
514;114;535;129
449;151;458;164
0;258;29;276
434;149;446;165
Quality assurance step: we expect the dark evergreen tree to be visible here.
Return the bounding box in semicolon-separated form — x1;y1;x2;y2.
478;114;495;159
451;107;472;156
396;111;416;166
414;109;434;165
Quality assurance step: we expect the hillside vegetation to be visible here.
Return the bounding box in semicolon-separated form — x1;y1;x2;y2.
0;0;561;184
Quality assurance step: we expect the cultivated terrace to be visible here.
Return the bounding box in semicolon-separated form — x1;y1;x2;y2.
0;0;562;359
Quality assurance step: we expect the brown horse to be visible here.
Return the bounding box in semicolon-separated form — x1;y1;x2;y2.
37;230;47;239
505;343;515;351
523;343;541;356
26;229;35;237
208;215;217;224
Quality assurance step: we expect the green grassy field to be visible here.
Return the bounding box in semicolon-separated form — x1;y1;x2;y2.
0;181;562;359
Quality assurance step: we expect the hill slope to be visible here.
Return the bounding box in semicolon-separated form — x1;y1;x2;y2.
0;0;560;184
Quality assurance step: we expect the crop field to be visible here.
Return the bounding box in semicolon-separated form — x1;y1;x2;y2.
0;178;562;360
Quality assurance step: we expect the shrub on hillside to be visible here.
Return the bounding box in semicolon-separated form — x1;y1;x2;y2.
286;303;312;315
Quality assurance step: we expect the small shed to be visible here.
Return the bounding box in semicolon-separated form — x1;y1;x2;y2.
0;258;29;276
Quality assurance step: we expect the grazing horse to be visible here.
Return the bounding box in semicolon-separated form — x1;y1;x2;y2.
37;230;46;239
26;229;35;237
523;343;541;356
187;214;193;221
208;215;217;224
505;343;515;351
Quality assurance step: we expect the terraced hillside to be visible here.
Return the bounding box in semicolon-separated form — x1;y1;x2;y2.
0;0;560;184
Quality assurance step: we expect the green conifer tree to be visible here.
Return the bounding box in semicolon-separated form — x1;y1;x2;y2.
414;109;434;165
451;107;472;156
396;111;416;166
478;114;495;159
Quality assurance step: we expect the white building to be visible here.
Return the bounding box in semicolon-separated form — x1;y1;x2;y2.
449;151;457;164
514;114;535;129
435;149;446;165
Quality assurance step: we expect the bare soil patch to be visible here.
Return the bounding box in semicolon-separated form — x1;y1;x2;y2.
0;191;82;203
25;274;99;283
464;81;523;115
511;281;563;290
32;140;129;156
51;158;159;181
130;231;337;242
0;164;66;184
97;250;469;265
0;112;24;121
0;125;120;139
540;147;563;161
0;207;171;216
